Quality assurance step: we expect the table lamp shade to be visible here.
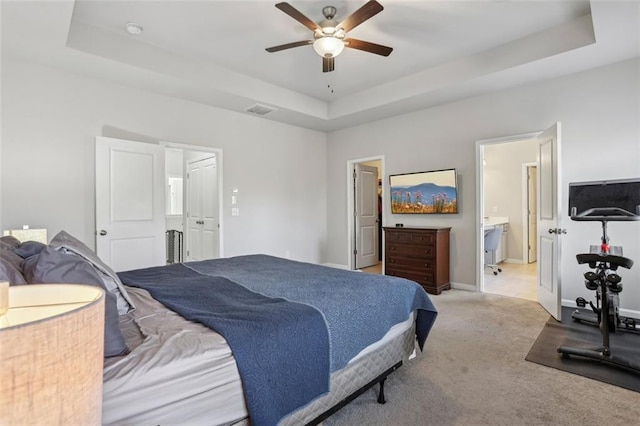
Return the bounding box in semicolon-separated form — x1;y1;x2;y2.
0;284;105;425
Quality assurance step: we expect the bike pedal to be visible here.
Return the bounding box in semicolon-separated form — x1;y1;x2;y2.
575;297;587;308
623;318;637;329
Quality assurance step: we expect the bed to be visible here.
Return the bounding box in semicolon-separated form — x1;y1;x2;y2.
0;231;438;426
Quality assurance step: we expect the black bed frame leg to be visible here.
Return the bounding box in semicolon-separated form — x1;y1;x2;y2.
377;378;386;404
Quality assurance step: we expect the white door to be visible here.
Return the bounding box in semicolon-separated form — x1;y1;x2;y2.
95;137;166;271
355;164;379;269
527;166;538;263
187;156;219;261
536;123;563;320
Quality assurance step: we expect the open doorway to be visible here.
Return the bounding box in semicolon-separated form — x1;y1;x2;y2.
480;139;538;301
346;156;385;273
163;142;223;264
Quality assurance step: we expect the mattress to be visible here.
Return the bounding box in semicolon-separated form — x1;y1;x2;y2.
103;286;416;425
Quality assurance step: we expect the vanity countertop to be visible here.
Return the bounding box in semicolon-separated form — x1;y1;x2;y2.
484;216;509;227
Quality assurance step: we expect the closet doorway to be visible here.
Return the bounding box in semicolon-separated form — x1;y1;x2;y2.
346;156;385;272
163;142;223;263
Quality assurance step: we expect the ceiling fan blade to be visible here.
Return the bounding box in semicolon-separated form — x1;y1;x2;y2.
266;40;313;53
344;38;393;56
337;0;384;33
322;56;335;73
275;2;320;32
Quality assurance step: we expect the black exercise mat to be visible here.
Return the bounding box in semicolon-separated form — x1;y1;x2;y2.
526;306;640;392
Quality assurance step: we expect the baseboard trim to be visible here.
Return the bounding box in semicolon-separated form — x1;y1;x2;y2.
562;298;640;320
504;258;524;264
322;263;351;270
451;282;476;292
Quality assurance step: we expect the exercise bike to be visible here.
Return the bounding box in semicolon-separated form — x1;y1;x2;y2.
557;179;640;374
571;209;639;334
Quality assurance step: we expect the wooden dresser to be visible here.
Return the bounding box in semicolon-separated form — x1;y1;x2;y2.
384;226;451;295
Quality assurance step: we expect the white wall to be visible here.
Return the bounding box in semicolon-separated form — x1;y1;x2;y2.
165;148;184;178
326;58;640;311
1;58;327;263
484;140;537;262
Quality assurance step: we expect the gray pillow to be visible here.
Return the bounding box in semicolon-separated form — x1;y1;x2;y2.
23;247;129;357
50;230;135;315
14;241;46;259
0;235;21;248
0;249;24;271
0;241;16;252
0;257;27;285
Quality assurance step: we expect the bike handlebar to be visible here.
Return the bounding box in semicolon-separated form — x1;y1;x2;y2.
571;207;640;222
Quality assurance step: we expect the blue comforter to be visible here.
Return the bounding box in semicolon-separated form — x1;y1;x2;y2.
119;263;328;426
119;255;437;426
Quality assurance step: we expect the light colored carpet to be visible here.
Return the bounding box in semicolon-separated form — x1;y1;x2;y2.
324;290;640;425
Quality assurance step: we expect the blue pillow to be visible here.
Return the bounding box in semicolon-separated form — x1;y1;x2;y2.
14;241;46;259
22;247;128;357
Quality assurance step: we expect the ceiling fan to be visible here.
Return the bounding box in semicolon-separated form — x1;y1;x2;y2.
266;1;393;73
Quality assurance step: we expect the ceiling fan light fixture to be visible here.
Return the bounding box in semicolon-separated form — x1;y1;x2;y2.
313;36;344;58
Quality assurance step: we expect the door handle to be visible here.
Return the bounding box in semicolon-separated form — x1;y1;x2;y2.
548;228;567;234
99;230;107;236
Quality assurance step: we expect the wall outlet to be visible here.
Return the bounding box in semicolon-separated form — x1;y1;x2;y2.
492;206;498;213
231;208;239;216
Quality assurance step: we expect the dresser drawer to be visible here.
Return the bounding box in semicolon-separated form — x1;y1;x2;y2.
385;230;435;245
386;267;434;287
386;243;435;259
386;255;434;271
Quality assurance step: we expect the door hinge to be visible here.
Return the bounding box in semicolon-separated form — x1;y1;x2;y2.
353;249;357;255
187;250;190;256
353;170;357;179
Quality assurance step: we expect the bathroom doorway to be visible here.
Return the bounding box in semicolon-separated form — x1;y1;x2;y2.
481;139;538;301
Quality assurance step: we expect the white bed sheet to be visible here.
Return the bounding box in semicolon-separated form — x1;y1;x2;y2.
103;286;247;425
103;285;415;425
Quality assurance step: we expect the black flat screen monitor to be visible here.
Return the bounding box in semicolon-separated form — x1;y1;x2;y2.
568;178;640;218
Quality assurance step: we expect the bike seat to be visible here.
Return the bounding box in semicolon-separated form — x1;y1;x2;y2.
576;253;634;270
